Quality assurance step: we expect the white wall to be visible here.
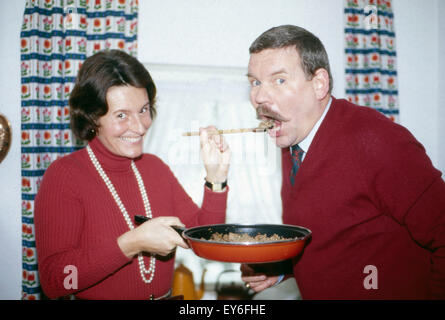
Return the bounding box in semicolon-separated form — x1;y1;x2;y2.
0;0;443;299
393;0;442;172
439;0;445;173
0;1;25;300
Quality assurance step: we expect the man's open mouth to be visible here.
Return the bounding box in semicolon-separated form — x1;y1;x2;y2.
267;120;282;137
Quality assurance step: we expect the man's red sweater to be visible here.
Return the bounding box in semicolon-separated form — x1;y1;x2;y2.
282;97;445;299
35;137;227;299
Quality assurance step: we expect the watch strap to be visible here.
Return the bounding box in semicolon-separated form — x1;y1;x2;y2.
205;179;227;191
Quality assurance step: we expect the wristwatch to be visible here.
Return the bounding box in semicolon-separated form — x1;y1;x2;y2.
205;179;227;191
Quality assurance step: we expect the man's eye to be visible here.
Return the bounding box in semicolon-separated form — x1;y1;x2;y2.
251;79;260;87
117;113;127;119
275;78;285;85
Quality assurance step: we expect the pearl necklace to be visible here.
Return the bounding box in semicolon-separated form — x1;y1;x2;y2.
86;145;156;284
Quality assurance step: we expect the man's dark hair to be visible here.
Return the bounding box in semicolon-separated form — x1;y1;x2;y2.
250;25;333;93
69;49;157;141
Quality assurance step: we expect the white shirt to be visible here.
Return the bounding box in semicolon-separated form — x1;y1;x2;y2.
290;97;332;161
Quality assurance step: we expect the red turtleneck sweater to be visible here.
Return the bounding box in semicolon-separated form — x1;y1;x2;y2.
35;138;227;299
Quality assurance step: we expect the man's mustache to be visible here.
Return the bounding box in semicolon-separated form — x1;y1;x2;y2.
256;105;288;122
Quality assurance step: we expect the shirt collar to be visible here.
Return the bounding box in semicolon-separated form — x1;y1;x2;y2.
291;96;332;157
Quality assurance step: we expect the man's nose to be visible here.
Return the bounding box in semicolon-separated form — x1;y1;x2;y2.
252;84;271;106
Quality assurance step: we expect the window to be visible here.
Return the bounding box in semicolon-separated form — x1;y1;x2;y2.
143;63;282;285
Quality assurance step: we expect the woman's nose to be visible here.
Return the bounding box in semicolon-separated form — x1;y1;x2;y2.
130;114;149;134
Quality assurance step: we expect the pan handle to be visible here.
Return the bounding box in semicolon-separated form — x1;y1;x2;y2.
134;214;150;224
134;215;186;237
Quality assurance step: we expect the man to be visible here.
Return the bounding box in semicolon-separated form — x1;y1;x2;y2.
241;25;445;299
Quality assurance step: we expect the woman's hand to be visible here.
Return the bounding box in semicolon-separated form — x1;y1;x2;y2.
199;126;231;184
118;216;189;258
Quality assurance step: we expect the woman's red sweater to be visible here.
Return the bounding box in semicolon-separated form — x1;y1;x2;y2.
35;137;227;299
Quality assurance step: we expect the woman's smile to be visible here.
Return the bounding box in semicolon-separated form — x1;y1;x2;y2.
119;135;143;143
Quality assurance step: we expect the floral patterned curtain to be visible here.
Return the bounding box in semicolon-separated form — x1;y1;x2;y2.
20;0;138;300
344;0;398;122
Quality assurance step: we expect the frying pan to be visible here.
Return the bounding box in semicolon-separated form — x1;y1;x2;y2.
134;215;311;263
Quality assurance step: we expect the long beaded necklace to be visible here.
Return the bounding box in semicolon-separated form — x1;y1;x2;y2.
86;144;156;284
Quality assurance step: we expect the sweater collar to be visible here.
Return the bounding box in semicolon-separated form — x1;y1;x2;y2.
88;137;134;172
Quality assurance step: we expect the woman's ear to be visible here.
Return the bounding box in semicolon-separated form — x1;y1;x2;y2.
312;68;330;100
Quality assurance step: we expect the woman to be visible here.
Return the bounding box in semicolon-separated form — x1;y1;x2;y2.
34;50;231;300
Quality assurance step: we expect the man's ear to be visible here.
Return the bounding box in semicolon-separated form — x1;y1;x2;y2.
312;68;330;100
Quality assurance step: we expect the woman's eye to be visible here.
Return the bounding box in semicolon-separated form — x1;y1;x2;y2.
140;107;148;114
275;78;285;85
117;113;127;119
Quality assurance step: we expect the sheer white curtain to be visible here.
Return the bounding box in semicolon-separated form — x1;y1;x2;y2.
142;63;282;285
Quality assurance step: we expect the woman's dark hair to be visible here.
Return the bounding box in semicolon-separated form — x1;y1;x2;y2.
69;49;157;141
249;25;333;93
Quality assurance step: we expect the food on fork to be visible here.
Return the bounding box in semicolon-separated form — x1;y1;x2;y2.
182;120;275;136
258;119;275;130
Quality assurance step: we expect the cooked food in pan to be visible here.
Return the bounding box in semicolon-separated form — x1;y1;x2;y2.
206;232;293;243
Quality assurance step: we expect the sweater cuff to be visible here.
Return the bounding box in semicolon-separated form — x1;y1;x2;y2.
202;185;228;213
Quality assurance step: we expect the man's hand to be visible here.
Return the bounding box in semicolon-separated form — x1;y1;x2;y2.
240;263;279;292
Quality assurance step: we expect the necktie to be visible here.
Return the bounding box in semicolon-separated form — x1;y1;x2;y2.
290;144;304;186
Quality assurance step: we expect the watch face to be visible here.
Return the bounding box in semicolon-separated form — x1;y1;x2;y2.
0;114;12;164
213;184;223;191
